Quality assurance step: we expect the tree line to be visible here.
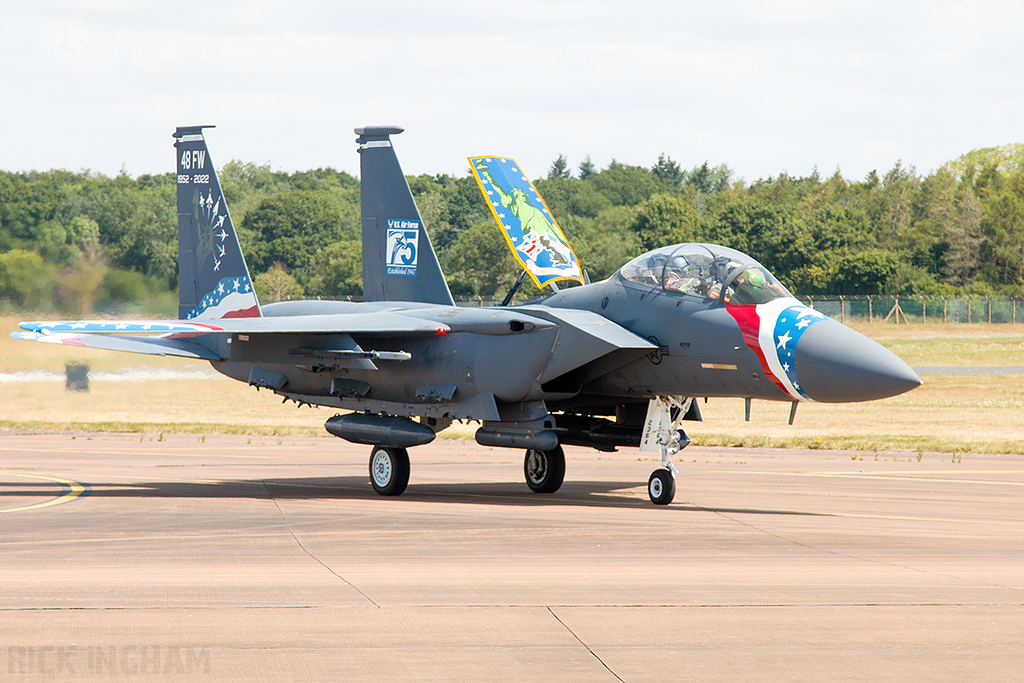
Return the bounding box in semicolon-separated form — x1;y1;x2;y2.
2;144;1024;314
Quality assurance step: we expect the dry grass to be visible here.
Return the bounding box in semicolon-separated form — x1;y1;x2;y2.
685;375;1024;454
3;317;1023;454
1;379;328;436
846;322;1024;340
848;322;1024;366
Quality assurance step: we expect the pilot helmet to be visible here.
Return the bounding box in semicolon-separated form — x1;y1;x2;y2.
746;268;767;287
666;254;690;271
644;253;669;275
710;257;740;282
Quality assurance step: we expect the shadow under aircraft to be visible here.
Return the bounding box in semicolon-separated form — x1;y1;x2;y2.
0;475;832;516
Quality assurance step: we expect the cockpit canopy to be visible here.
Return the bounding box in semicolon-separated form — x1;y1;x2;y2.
617;243;793;305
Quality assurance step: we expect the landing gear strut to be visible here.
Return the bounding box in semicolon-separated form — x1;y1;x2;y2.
524;445;565;493
642;397;692;505
369;446;410;496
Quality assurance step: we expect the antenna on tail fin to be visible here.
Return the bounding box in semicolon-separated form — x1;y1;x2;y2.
356;126;454;306
173;126;261;320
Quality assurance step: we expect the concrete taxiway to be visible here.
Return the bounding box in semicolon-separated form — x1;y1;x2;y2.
1;432;1021;682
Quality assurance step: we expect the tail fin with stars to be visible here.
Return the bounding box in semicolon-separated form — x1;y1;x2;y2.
173;126;261;320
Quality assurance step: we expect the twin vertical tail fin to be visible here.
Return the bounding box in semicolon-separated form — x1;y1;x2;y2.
173;126;261;320
175;125;449;314
356;126;454;306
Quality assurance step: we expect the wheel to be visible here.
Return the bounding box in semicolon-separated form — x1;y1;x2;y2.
369;446;410;496
648;468;676;505
524;445;565;493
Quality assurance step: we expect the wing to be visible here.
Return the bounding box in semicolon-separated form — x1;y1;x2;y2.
517;305;658;385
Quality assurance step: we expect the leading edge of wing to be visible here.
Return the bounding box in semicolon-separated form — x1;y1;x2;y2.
19;320;228;335
18;313;452;337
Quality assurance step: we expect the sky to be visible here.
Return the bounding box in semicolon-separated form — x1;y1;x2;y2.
2;0;1023;183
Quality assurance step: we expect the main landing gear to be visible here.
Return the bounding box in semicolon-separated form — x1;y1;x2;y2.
524;445;565;494
369;445;410;496
367;444;567;498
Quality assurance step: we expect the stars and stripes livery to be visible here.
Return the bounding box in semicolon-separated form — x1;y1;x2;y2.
183;275;258;320
7;127;262;359
16;320;226;335
726;298;828;401
174;125;261;321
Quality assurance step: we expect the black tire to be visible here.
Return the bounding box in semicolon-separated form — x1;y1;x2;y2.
648;468;675;505
369;446;410;496
524;445;565;493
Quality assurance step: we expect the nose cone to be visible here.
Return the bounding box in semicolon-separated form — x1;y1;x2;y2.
796;319;921;402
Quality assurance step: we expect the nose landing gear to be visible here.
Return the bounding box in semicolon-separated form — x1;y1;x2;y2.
642;397;693;505
647;428;689;505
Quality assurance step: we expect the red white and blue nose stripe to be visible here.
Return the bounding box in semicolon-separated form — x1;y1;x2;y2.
729;298;826;401
728;297;922;403
757;299;828;400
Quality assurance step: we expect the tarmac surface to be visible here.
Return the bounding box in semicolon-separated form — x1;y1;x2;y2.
1;432;1021;682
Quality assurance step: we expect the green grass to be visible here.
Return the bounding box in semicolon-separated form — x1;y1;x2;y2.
877;337;1024;367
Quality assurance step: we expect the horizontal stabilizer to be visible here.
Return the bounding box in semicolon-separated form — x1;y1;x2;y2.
21;320;231;335
11;331;221;360
21;312;452;337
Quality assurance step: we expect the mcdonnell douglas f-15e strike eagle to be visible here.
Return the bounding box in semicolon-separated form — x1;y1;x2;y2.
14;126;922;505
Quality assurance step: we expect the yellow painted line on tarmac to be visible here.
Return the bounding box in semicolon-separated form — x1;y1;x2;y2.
91;473;224;485
0;471;88;514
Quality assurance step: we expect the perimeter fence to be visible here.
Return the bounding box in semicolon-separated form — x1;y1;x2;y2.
110;293;1012;325
453;295;1024;324
793;296;1024;325
4;293;1020;324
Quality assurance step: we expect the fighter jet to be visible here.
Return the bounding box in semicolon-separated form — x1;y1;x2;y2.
13;126;922;505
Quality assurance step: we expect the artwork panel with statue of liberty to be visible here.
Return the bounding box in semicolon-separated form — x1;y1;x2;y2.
468;156;583;288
